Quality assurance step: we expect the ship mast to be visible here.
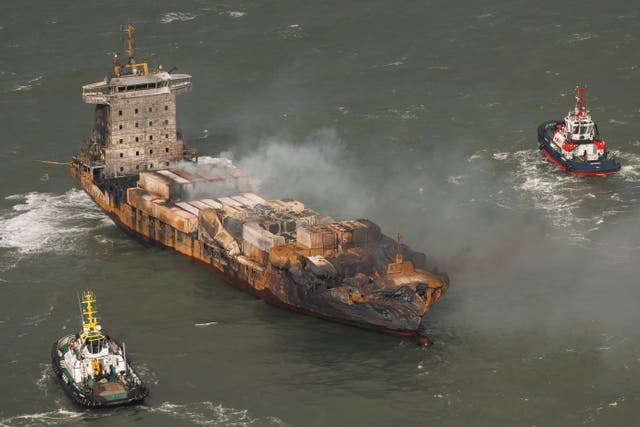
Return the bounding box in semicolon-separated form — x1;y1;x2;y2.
395;232;403;264
80;291;105;342
112;24;149;77
575;86;586;117
124;24;135;60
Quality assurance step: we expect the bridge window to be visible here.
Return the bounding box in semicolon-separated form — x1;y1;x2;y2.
135;108;138;114
165;119;169;125
135;137;139;142
165;147;169;153
150;163;154;168
136;151;139;156
118;110;122;116
149;121;153;126
120;167;123;172
119;124;123;130
164;105;168;111
119;138;123;143
135;122;139;128
136;165;139;170
149;107;153;112
149;135;153;141
119;153;123;158
149;149;153;154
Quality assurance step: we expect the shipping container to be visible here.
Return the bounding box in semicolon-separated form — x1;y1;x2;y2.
138;171;176;199
296;224;337;250
328;222;355;246
201;198;223;209
217;196;243;207
353;219;382;242
243;193;266;205
169;168;202;182
157;169;190;185
266;198;305;214
243;222;285;252
242;239;268;265
170;206;197;219
194;170;223;181
175;201;199;216
127;188;154;214
231;195;256;207
221;205;253;220
152;203;198;233
188;200;212;211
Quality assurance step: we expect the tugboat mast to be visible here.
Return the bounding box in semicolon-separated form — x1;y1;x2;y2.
575;86;586;117
80;291;104;342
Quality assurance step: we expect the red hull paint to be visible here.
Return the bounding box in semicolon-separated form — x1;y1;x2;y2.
540;148;617;177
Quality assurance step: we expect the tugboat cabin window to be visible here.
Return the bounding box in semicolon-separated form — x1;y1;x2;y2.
88;338;104;354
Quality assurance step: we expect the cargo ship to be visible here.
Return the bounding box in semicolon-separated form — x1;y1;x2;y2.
70;25;449;343
51;291;148;407
537;86;620;176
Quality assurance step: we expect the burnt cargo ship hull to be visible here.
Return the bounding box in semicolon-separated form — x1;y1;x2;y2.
72;25;448;342
70;163;448;340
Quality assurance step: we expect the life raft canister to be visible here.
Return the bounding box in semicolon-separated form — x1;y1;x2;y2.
552;130;574;152
594;140;605;152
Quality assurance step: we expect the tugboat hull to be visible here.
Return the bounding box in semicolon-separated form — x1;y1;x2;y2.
51;339;148;408
537;120;621;176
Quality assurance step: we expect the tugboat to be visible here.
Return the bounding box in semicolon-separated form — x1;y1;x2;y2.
51;291;148;407
537;86;620;176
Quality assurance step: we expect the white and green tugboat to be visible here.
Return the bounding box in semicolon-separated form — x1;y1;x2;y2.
51;291;149;407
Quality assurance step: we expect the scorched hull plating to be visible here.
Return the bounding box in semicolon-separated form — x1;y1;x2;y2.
71;167;446;342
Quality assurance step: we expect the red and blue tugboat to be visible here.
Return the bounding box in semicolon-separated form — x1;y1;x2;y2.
537;86;620;176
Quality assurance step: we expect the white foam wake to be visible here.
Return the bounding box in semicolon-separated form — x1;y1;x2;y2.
0;408;85;427
494;149;640;243
0;189;109;257
148;401;286;426
160;12;199;24
12;75;43;92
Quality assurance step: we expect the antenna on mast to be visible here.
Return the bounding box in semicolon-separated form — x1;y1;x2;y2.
122;23;136;62
575;86;586;117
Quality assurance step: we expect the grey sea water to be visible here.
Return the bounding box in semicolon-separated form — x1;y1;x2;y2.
1;1;639;425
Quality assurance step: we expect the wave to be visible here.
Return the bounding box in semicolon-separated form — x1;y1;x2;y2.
490;149;640;243
0;408;85;427
612;150;640;182
195;321;218;327
147;401;286;426
160;12;199;24
0;189;109;261
35;364;52;395
12;76;43;92
225;11;246;18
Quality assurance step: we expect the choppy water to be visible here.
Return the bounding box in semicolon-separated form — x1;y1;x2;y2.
1;1;640;425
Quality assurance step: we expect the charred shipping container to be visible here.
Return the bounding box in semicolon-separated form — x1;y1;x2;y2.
70;26;449;343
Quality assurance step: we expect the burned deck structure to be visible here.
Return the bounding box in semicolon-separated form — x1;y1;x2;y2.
71;25;449;342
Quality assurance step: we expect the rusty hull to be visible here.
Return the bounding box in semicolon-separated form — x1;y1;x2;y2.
70;160;449;341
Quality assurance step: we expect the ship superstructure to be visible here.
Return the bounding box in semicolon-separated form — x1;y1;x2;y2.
71;26;449;343
79;24;192;179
